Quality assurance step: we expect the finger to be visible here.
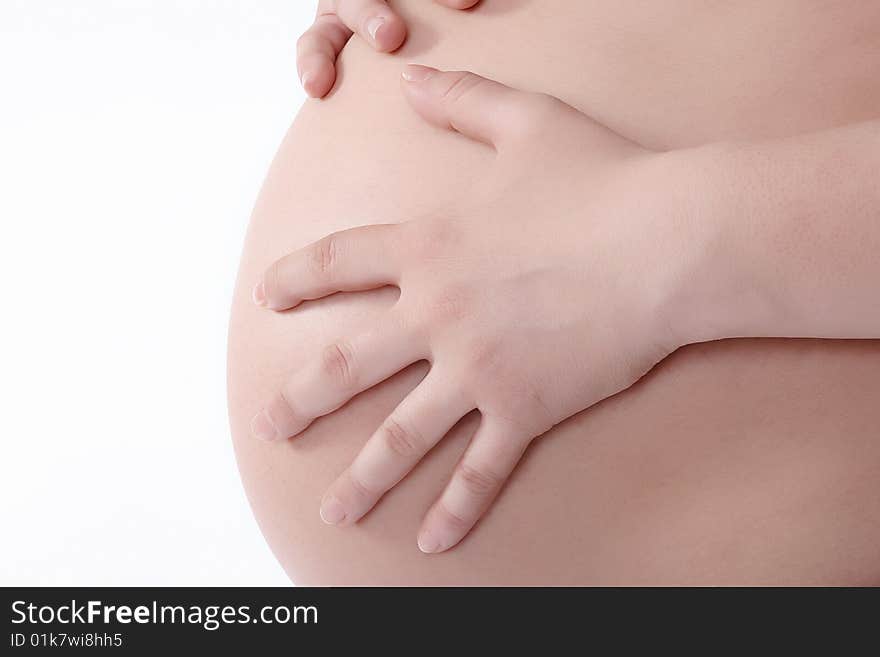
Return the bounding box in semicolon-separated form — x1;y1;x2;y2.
296;13;351;98
319;367;473;526
253;224;400;311
332;0;407;53
250;312;424;442
434;0;482;8
400;65;550;149
417;417;531;553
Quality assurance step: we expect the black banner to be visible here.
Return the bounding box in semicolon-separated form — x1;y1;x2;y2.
2;587;876;652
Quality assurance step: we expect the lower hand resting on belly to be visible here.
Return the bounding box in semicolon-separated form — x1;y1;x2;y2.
245;65;713;554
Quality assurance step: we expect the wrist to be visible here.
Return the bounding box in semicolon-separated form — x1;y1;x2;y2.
649;142;778;347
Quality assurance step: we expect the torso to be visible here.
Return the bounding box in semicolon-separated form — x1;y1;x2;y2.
227;0;880;584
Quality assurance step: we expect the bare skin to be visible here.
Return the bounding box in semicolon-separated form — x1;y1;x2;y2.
227;0;880;585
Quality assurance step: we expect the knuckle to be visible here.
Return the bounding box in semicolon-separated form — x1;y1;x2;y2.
529;92;563;115
296;23;329;55
440;72;483;107
398;220;459;277
321;340;357;388
345;470;378;501
308;234;338;279
277;386;296;415
436;500;471;531
380;416;423;458
318;1;338;17
464;336;503;374
424;284;472;327
456;462;502;498
479;383;555;438
521;388;555;435
495;406;547;441
504;387;555;435
295;30;312;51
405;217;460;259
509;92;563;141
273;386;308;432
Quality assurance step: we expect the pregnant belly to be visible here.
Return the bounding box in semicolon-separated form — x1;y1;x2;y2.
227;1;880;584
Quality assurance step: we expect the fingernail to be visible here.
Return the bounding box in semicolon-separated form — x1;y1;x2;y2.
366;16;385;42
250;410;278;442
417;529;441;554
300;72;312;92
401;64;437;83
252;280;266;306
320;496;346;525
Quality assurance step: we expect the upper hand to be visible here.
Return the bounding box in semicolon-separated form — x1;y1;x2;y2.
250;65;700;553
297;0;481;98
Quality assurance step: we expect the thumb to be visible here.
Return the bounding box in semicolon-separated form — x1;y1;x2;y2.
400;65;547;148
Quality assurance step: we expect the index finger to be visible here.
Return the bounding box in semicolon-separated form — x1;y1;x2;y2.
253;224;402;311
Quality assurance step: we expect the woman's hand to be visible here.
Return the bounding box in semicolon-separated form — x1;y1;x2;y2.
250;65;706;553
297;0;481;97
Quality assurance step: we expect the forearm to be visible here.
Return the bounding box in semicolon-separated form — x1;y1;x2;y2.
681;120;880;343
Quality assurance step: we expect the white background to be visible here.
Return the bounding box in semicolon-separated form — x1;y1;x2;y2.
0;1;318;585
